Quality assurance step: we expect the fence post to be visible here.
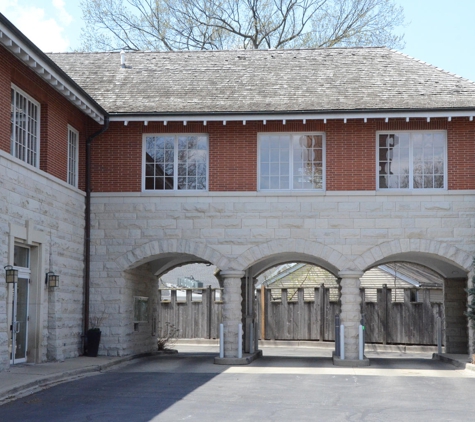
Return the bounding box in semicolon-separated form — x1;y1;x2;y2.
219;323;224;358
382;284;388;345
319;285;325;342
360;313;365;356
437;316;442;354
260;287;266;340
359;324;364;360
238;323;243;359
340;324;345;360
207;286;212;339
335;314;340;357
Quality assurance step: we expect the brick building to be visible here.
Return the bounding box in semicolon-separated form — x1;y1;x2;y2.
1;12;475;369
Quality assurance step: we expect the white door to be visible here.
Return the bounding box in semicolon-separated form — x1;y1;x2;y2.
10;276;29;364
9;245;30;365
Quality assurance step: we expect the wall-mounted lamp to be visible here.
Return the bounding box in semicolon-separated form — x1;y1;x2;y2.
45;271;59;288
4;265;18;284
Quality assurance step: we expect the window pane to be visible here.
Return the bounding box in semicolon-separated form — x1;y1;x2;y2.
11;87;39;167
145;136;174;190
177;135;207;190
412;132;445;189
292;135;323;189
434;175;444;188
144;135;208;191
270;176;280;189
378;131;444;190
14;246;29;268
260;176;270;189
68;127;78;187
259;134;323;190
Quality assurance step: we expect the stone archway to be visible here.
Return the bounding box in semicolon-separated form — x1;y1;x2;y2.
358;240;472;354
115;239;230;273
219;240;352;361
234;239;352;275
356;239;472;276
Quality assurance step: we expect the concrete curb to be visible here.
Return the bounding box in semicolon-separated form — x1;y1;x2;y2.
333;355;370;367
0;352;158;406
214;350;263;365
175;338;439;353
432;353;475;372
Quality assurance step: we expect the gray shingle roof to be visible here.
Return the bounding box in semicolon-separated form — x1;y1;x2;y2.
47;48;475;115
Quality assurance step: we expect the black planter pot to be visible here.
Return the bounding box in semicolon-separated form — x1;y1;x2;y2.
86;329;101;357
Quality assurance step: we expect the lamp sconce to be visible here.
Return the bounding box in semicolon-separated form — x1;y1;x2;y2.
45;271;59;288
4;265;18;284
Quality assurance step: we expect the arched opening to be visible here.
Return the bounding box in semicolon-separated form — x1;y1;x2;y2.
95;240;229;358
363;253;469;355
157;262;222;343
239;252;341;358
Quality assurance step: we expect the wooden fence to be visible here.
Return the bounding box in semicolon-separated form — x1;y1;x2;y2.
158;285;444;346
362;286;444;345
259;287;339;341
158;288;222;339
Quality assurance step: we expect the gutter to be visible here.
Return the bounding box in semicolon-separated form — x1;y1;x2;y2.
84;117;110;354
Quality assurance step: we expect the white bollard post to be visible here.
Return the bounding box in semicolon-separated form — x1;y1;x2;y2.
219;323;224;358
238;323;243;359
359;325;364;360
340;324;345;360
249;323;254;354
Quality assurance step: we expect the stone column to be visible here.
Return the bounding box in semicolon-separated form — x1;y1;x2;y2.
221;270;245;358
445;277;469;354
339;270;364;360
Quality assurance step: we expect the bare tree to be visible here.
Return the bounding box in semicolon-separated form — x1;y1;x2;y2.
79;0;404;51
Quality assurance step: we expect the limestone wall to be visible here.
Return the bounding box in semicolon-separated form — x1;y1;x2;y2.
91;190;475;269
0;151;85;370
91;190;475;356
89;263;158;357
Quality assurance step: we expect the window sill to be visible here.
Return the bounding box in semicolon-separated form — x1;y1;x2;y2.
91;189;475;198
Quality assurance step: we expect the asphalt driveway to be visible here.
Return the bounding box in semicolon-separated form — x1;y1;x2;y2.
0;346;473;421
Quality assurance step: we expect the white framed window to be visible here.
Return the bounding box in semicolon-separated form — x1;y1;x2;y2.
11;85;40;167
134;296;149;323
143;134;208;191
258;133;325;191
377;131;447;190
67;126;79;187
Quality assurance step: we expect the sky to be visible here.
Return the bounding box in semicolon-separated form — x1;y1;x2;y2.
1;0;475;82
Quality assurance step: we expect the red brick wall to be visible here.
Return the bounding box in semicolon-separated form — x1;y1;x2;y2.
447;118;475;190
0;45;94;187
89;117;475;192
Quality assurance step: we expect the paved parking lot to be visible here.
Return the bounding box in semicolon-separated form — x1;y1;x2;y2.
0;345;474;421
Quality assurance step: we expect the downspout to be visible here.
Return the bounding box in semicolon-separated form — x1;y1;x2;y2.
83;116;110;354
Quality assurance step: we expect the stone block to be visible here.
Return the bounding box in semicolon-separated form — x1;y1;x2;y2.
212;219;242;229
360;228;388;238
250;229;274;239
242;219;267;228
278;219;304;229
328;219;354;229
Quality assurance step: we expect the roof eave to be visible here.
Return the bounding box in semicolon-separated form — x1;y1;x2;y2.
109;108;475;124
0;13;107;124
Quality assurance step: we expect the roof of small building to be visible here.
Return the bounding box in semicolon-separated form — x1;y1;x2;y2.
48;48;475;116
160;263;220;288
259;262;442;290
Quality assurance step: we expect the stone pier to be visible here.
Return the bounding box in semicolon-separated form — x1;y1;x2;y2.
336;270;368;365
